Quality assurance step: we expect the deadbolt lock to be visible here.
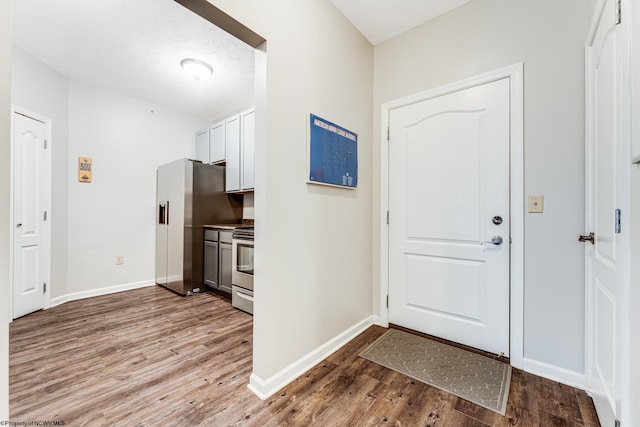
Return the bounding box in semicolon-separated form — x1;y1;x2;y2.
492;216;503;225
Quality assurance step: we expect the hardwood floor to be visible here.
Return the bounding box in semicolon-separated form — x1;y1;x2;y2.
10;286;600;426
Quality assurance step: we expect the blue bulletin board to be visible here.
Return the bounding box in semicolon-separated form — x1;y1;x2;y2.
308;114;358;188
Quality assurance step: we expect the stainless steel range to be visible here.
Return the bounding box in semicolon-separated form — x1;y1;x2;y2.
232;226;254;314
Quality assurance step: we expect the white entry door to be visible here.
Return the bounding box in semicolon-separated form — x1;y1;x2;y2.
13;112;48;319
585;0;625;425
388;78;510;356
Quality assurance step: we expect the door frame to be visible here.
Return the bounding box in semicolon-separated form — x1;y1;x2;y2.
379;63;525;368
9;106;52;321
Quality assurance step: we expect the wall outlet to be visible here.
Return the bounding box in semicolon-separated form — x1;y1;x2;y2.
528;195;544;213
115;256;124;265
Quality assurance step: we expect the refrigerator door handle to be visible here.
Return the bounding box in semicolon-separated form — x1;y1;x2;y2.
159;201;169;225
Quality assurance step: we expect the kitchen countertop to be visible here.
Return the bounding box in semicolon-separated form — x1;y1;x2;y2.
203;224;244;230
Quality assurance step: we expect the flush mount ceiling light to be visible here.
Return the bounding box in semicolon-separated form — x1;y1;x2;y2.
180;58;213;82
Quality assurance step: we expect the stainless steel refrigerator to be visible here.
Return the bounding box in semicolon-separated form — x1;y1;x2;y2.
155;158;242;295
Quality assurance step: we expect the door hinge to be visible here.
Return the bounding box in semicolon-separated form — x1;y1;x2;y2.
615;208;621;233
615;419;621;427
43;282;47;293
387;127;390;141
386;295;389;308
616;0;622;24
44;139;48;149
43;211;47;221
386;211;389;225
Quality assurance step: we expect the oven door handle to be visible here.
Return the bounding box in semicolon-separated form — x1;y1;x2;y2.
235;290;254;302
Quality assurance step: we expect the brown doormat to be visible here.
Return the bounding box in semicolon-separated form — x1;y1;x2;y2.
360;329;511;415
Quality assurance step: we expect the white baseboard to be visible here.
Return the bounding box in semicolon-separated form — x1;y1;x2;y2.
372;315;387;327
248;315;375;400
50;280;156;308
522;357;586;390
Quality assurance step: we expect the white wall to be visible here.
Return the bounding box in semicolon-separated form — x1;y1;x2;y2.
0;0;11;418
66;81;208;295
206;0;374;387
373;0;589;379
11;47;70;299
10;50;208;300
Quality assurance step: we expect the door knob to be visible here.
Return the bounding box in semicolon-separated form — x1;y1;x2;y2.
481;236;503;245
578;232;595;245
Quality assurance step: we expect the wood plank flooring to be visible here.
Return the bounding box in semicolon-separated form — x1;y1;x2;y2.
10;286;600;426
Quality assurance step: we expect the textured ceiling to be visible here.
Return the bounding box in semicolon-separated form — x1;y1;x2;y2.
12;0;474;121
330;0;475;45
12;0;256;121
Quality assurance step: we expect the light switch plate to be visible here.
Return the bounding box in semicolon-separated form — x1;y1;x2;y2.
528;195;544;213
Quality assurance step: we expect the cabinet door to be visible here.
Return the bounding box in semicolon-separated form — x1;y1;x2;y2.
204;240;218;289
241;108;255;190
225;115;241;192
209;121;225;163
219;242;233;294
195;128;210;163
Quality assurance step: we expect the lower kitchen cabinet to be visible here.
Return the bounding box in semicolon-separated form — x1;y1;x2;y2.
203;239;218;288
204;229;233;295
218;241;233;294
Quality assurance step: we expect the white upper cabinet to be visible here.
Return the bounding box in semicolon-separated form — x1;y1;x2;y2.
241;108;255;191
195;128;209;163
209;121;225;164
225;107;255;193
196;107;255;192
225;114;242;192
